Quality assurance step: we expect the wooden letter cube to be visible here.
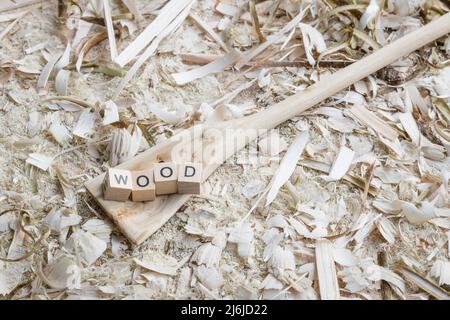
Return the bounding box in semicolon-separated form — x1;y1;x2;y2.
103;168;132;201
154;162;178;195
178;163;202;194
131;169;156;202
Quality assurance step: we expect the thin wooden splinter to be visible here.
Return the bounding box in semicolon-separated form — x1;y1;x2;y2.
131;169;156;202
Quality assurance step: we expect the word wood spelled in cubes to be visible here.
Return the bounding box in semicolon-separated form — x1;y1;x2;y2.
102;163;202;202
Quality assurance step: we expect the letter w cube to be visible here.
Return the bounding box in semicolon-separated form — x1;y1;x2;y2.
103;168;132;201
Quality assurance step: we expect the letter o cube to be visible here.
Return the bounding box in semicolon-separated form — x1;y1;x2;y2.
131;169;156;202
154;162;178;195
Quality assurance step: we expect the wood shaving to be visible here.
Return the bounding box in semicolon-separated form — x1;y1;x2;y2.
266;130;309;206
315;239;340;300
0;0;449;301
327;146;355;181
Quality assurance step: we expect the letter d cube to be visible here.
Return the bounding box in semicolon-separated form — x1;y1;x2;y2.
178;163;202;194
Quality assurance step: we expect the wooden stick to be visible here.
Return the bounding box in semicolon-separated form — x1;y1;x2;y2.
85;13;450;245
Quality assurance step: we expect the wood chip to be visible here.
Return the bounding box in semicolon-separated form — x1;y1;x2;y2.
215;3;238;17
189;13;228;52
172;50;241;85
398;112;420;145
235;6;308;69
55;69;70;95
65;230;107;266
398;266;450;300
349;104;399;141
113;2;193;97
26;152;54;171
37;52;63;92
103;100;120;125
120;0;143;21
328;146;355;180
103;0;118;60
0;11;27;42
